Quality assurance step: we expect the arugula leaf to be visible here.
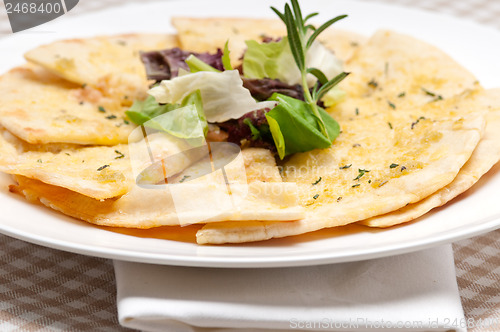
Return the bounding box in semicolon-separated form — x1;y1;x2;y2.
266;93;340;159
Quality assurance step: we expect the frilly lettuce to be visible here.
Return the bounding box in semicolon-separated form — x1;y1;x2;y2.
243;37;343;87
145;104;205;141
126;90;207;139
243;38;297;85
148;70;276;123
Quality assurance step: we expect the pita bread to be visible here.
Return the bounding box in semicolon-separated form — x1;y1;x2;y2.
334;30;480;120
24;33;179;102
195;28;491;244
318;28;367;63
0;128;199;199
171;17;366;64
2;22;497;244
361;89;500;227
10;175;303;228
9;145;304;227
172;17;285;65
197;109;485;244
0;65;134;145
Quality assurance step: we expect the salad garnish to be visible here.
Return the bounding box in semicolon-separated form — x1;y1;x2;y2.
270;0;348;140
127;0;350;159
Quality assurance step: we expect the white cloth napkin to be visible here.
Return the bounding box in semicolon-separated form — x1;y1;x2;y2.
114;244;465;332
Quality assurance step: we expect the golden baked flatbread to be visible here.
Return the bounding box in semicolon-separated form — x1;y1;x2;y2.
194;28;489;244
9;147;305;227
0;65;133;145
334;30;480;120
197;110;484;244
1;17;497;245
0;128;199;199
171;17;366;64
361;89;500;227
24;33;179;102
10;175;304;228
172;17;285;65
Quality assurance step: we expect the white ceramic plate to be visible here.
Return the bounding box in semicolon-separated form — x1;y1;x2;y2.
1;0;499;268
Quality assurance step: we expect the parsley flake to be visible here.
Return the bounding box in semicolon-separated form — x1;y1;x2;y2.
98;106;106;113
354;169;370;181
106;115;117;120
312;177;322;185
421;87;437;97
114;150;125;159
179;175;191;183
411;116;426;129
368;79;378;88
313;194;319;200
390;163;399;168
97;165;110;171
340;164;352;170
421;88;444;102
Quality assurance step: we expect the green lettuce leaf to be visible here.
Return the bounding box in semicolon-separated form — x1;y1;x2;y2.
148;70;276;123
243;38;343;87
185;55;220;73
125;90;208;139
222;40;233;71
125;95;179;125
243;37;298;84
145;104;205;140
266;93;340;159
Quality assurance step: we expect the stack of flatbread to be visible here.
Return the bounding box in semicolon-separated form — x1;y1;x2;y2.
1;18;499;244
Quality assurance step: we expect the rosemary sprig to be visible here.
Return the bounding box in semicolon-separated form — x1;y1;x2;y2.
271;0;349;139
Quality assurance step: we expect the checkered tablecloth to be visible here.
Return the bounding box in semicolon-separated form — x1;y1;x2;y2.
1;0;500;331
